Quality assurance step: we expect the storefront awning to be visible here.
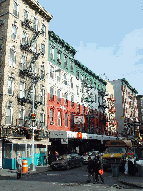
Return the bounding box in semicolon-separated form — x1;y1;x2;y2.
5;138;51;145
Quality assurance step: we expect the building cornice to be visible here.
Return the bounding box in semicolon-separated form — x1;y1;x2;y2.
121;78;138;94
49;31;77;57
23;0;53;22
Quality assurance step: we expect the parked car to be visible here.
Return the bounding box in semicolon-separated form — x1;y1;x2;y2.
82;151;99;164
50;153;84;170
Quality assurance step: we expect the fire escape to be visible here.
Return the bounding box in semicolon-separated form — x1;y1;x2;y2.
16;18;48;140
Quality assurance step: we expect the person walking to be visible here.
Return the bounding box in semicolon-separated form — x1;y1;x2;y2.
86;156;95;184
16;152;22;179
94;154;104;183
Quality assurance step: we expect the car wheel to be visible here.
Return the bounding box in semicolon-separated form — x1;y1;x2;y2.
67;164;71;170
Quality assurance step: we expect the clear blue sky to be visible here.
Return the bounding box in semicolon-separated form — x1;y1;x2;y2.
39;0;143;95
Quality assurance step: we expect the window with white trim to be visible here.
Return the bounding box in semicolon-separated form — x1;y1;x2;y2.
50;109;53;122
11;23;17;40
13;0;18;17
70;60;74;72
6;105;13;125
10;49;15;67
57;71;61;83
50;87;54;100
24;9;28;22
32;39;37;53
20;82;25;98
40;110;45;128
64;92;68;104
40;85;45;104
57;89;60;102
64;74;67;85
76;85;79;95
21;54;27;70
19;109;24;126
8;78;14;95
58;111;61;126
64;56;68;69
65;113;68;127
70;77;73;88
40;64;44;79
41;43;45;55
33;17;37;30
71;94;74;106
41;23;46;37
50;65;54;79
22;31;28;45
50;47;54;60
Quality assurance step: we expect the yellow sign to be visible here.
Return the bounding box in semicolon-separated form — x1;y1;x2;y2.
120;116;124;119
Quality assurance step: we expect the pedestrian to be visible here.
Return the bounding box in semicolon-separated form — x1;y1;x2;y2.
16;152;22;179
86;156;95;184
127;147;137;176
94;154;104;183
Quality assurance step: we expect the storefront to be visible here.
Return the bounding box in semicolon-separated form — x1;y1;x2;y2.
2;138;51;169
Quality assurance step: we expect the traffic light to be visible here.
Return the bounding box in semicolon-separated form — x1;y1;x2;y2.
32;113;36;121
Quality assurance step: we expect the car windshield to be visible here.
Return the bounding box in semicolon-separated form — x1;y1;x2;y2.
58;155;71;160
105;147;126;154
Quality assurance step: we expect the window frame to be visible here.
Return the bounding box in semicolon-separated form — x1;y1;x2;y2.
8;77;14;95
10;48;16;67
58;111;61;126
65;113;68;127
20;81;25;98
50;109;54;122
6;105;13;125
41;23;46;37
13;0;18;17
41;43;45;55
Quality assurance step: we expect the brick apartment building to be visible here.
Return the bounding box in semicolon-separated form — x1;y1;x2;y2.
110;78;139;136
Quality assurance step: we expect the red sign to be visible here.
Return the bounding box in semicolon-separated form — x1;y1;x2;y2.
77;132;82;139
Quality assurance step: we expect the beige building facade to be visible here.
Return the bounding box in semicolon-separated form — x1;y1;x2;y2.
105;81;117;135
0;0;53;168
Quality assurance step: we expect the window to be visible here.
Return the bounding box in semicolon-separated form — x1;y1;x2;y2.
64;56;68;69
64;74;67;85
76;85;79;95
64;92;68;104
142;116;143;121
11;23;17;40
41;24;46;37
70;78;73;89
50;47;54;60
6;105;13;125
58;111;61;126
57;89;61;102
40;110;45;128
94;82;96;89
40;85;45;104
57;71;61;83
57;52;62;64
19;109;24;126
71;94;74;106
50;65;54;79
13;0;18;17
95;95;97;103
10;49;15;67
76;71;79;80
40;64;44;79
70;60;74;71
24;9;28;22
22;31;28;45
77;103;80;113
32;39;37;53
8;78;14;95
71;114;74;127
33;17;37;30
21;54;27;70
82;104;84;114
50;87;54;100
41;43;45;55
20;82;25;98
65;113;68;127
50;109;53;122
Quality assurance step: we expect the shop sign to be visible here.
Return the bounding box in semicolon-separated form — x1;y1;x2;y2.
49;131;67;139
77;132;82;139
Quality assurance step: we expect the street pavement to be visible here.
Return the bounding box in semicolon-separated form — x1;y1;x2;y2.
0;165;142;191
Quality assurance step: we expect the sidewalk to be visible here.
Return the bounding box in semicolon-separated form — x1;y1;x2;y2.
0;165;50;177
